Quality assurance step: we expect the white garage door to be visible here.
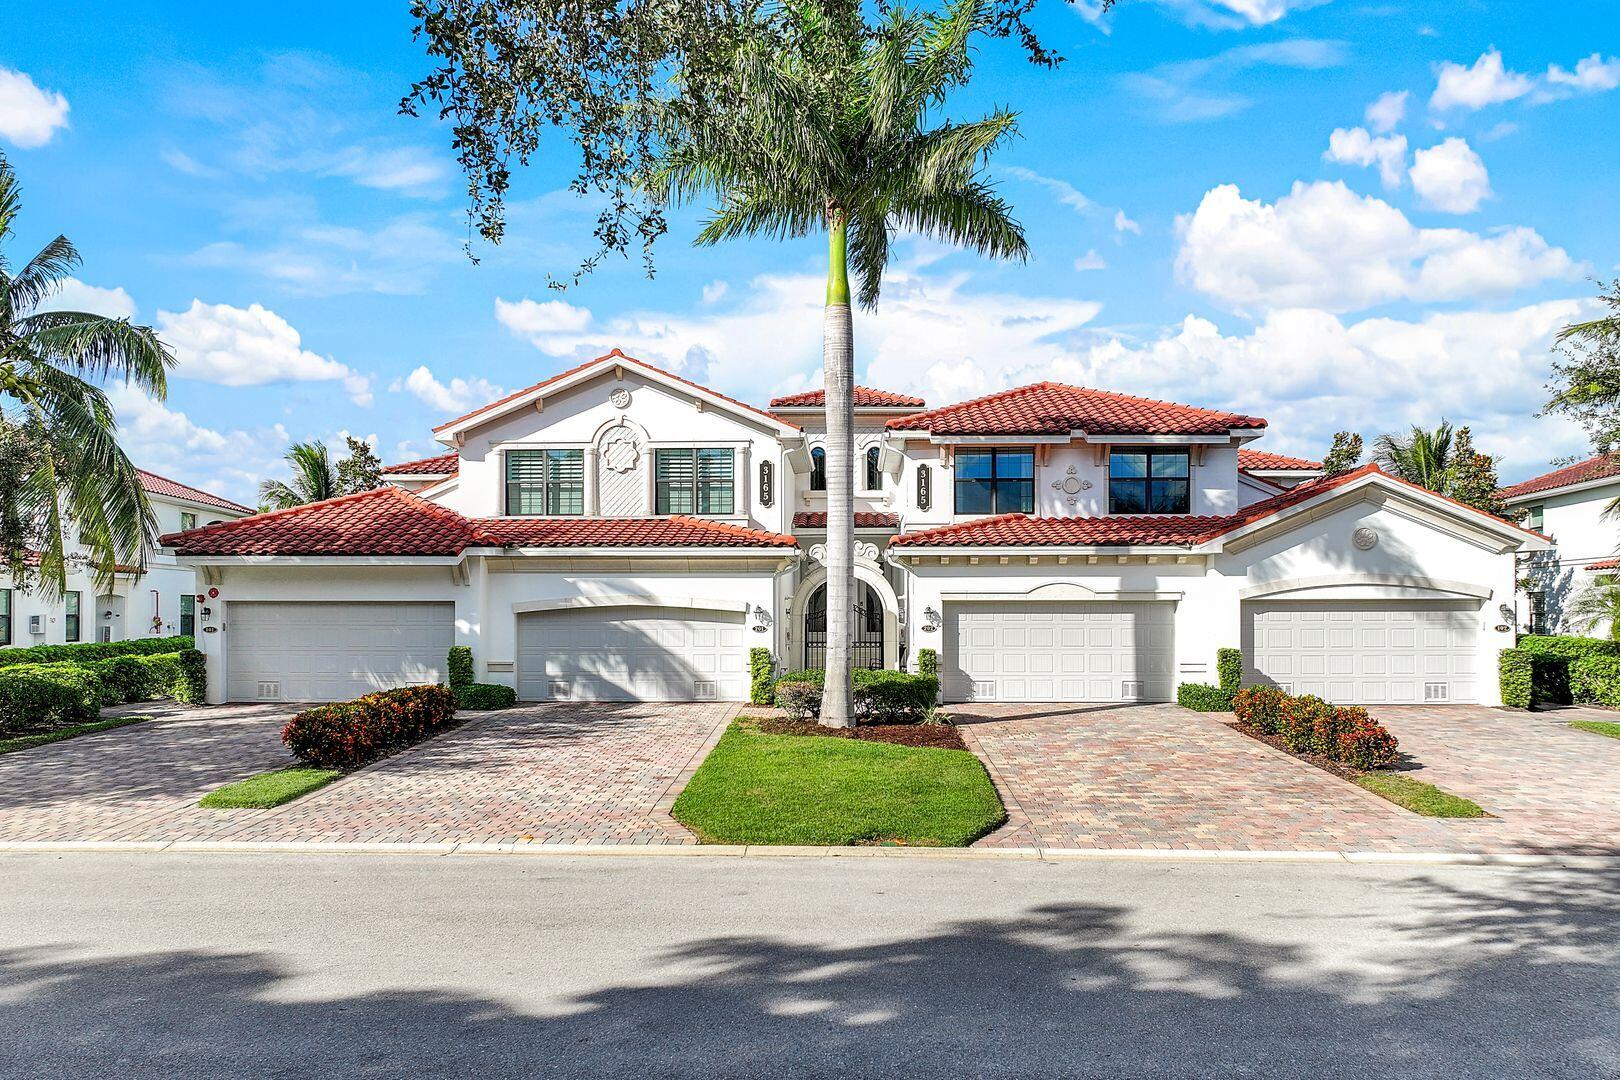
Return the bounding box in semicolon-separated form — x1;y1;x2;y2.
226;601;453;702
516;606;747;702
944;602;1175;703
1244;601;1478;704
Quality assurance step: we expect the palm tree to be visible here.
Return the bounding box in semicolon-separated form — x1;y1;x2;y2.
1567;573;1620;640
1373;422;1456;494
1556;280;1620;346
0;154;174;598
651;0;1027;725
259;441;340;510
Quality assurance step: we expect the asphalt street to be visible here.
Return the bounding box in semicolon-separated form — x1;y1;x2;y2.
0;852;1614;1078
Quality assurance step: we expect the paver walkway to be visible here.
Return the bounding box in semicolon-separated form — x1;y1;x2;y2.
0;702;733;846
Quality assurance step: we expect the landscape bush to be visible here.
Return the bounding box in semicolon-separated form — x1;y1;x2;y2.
1278;694;1334;755
0;664;103;734
1498;648;1533;709
1511;634;1620;706
771;668;939;724
281;684;457;770
1338;718;1399;770
917;648;939;678
1231;685;1288;734
446;646;475;690
0;635;193;670
454;682;517;710
1216;647;1243;693
1177;683;1233;711
1570;654;1620;708
773;678;823;722
1231;686;1399;770
750;647;775;706
173;650;208;704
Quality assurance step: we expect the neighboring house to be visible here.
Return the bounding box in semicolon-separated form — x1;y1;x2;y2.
2;470;251;649
163;349;1545;707
1499;454;1620;636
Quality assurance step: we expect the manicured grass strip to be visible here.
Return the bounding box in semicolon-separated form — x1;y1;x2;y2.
1569;720;1620;742
199;767;342;809
0;716;148;756
673;722;1005;846
1355;772;1486;818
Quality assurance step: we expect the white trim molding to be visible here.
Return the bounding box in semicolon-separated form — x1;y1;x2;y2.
940;581;1185;603
1239;573;1493;602
512;593;750;615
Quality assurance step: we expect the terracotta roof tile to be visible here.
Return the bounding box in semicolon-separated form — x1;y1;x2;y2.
1236;448;1322;472
887;383;1266;437
792;511;900;529
1499;454;1620;499
137;469;252;515
1587;558;1620;571
478;516;796;548
380;452;460;476
770;387;927;409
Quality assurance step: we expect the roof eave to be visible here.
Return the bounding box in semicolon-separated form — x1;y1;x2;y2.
1501;473;1620;504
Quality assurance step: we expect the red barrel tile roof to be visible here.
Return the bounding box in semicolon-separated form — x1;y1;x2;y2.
1236;448;1322;472
770;387;927;409
886;382;1266;436
478;516;795;548
380;452;460;476
136;469;253;515
1499;454;1620;500
792;511;901;529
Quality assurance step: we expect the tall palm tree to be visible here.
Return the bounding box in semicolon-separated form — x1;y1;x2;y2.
1373;421;1456;494
0;154;174;598
259;441;340;510
1567;573;1620;640
651;0;1027;725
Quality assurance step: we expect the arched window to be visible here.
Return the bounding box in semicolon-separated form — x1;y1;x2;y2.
865;446;882;491
810;446;827;491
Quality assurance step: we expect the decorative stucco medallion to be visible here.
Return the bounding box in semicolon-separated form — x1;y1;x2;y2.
1352;526;1379;551
608;387;632;409
599;425;641;473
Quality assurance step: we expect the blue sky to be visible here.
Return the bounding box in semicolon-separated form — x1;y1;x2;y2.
4;1;1617;502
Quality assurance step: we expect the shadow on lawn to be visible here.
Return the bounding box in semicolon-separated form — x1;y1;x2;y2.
1;868;1614;1077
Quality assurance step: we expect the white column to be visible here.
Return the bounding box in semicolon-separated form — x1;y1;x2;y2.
583;447;600;516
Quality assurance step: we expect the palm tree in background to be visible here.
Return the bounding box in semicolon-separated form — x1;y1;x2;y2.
0;154;174;597
259;441;340;511
1373;422;1456;493
1567;573;1620;641
650;0;1027;724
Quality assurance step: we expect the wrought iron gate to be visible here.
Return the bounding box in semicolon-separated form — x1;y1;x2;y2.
804;582;884;669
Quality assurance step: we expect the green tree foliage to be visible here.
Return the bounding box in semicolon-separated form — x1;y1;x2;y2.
1319;431;1363;477
258;441;340;511
1545;279;1620;450
1373;421;1510;517
1567;573;1620;641
336;436;384;495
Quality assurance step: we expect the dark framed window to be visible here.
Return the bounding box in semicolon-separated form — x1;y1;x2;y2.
1528;590;1547;635
656;448;735;515
180;511;197;532
1526;505;1545;533
0;589;10;646
954;449;1034;515
809;447;827;491
180;593;195;637
65;591;81;643
864;446;882;491
1109;449;1190;515
506;449;585;515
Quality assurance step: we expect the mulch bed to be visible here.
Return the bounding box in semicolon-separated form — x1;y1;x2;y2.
755;717;968;751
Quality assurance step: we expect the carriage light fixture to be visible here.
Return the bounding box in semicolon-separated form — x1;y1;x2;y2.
751;605;772;632
922;605;941;633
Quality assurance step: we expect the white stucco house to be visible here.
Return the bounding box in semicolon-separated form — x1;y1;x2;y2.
163;349;1547;707
3;470;251;650
1499;454;1620;636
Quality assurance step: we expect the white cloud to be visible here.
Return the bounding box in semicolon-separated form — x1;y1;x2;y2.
1410;137;1491;214
1364;90;1409;134
391;365;506;413
33;277;137;320
105;383;291;506
1151;0;1329;30
186;214;460;296
493;298;597;353
1114;210;1142;236
156;299;372;405
1546;53;1620;93
701;281;729;305
1074;250;1108;272
322;144;448;196
160;147;225;179
1431;49;1533;111
1124;40;1348;122
1174;180;1574;313
1003;165;1094;214
1323;126;1407;188
0;67;70;148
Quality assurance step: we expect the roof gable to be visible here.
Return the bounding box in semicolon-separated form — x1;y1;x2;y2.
1236;448;1322;472
380;452;459;476
887;382;1266;437
769;386;927;409
137;469;252;516
1499;453;1620;501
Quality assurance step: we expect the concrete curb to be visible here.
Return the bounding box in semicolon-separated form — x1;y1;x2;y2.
2;839;1616;868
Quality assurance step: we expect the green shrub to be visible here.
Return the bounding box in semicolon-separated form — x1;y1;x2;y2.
281;684;457;770
1309;705;1365;758
446;645;475;690
1498;648;1533;709
174;650;207;704
1514;635;1620;706
855;670;939;722
0;635;193;670
142;653;183;698
1338;720;1399;769
1232;685;1288;734
749;647;775;706
774;678;823;722
1177;683;1234;711
1570;654;1620;707
86;655;150;705
917;648;939;677
1279;694;1333;754
0;664;103;734
454;682;517;710
1216;647;1243;693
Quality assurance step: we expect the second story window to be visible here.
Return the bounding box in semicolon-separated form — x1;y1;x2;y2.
809;447;827;491
180;511;197;531
955;448;1034;515
1109;449;1190;514
65;591;81;643
656;448;735;515
506;449;584;515
1526;505;1545;533
864;446;882;491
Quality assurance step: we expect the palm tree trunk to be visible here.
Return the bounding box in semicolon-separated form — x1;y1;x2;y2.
819;206;855;728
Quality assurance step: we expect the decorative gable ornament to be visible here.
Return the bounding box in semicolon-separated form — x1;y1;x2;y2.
609;387;632;409
599;425;641;473
808;541;880;565
1051;465;1091;506
1352;527;1379;550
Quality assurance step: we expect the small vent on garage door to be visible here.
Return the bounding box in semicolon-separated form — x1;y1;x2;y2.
256;681;281;701
971;681;996;700
1121;680;1145;699
549;679;570;699
693;680;718;700
1424;682;1450;702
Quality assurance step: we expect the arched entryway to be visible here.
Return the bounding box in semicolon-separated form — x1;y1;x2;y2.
804;581;885;670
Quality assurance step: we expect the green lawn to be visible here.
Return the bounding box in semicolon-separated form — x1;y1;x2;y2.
1569;720;1620;742
0;716;148;756
1355;772;1486;818
199;767;342;809
672;720;1005;846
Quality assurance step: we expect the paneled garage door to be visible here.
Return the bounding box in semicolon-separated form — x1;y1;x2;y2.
226;601;453;702
516;606;747;702
943;602;1175;703
1244;601;1478;704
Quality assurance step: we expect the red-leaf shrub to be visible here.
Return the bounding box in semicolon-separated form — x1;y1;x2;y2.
1278;694;1333;754
281;684;456;770
1338;719;1399;770
1232;685;1288;734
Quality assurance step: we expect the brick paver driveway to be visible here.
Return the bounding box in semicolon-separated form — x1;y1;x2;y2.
0;702;733;846
1368;705;1620;855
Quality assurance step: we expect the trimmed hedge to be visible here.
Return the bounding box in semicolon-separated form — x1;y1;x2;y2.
772;668;940;724
917;648;939;678
174;650;207;704
750;647;775;706
447;646;475;690
81;652;185;706
0;635;193;670
1570;654;1620;708
1216;648;1243;693
281;684;457;770
1232;685;1288;735
1513;634;1620;706
1232;684;1397;770
1177;683;1234;711
1498;648;1534;709
0;665;103;735
454;682;517;710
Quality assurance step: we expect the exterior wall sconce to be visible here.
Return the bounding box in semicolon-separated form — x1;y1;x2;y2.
922;605;941;633
751;605;772;633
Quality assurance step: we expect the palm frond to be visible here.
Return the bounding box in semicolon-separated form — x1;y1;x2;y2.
887;180;1028;263
16;310;174;395
8;234;81;316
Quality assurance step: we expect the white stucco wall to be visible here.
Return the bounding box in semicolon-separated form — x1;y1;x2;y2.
1509;481;1620;634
